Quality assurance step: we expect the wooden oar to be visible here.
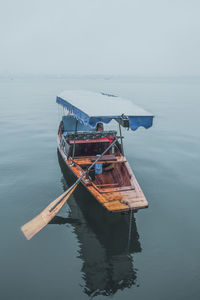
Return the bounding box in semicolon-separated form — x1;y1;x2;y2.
21;138;117;240
21;184;78;240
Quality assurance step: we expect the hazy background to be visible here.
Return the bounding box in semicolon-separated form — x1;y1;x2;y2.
0;0;200;77
1;1;200;299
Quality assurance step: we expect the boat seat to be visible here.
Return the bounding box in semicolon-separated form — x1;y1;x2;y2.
96;183;118;188
90;155;117;162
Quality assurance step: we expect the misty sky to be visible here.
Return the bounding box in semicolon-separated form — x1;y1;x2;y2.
1;0;200;76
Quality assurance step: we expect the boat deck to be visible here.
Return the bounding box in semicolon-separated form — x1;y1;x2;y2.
57;133;148;213
65;155;148;213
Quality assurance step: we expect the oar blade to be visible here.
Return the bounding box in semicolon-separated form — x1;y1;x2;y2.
21;213;47;240
21;184;77;240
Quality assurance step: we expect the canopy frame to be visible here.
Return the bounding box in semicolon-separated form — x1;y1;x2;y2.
56;91;154;131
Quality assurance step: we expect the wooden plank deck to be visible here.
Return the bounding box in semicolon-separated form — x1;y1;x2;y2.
65;158;148;213
57;136;148;213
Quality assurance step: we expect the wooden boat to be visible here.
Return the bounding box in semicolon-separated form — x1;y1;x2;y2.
55;153;142;296
56;90;154;213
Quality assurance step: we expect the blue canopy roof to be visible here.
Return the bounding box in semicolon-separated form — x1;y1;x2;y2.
56;90;154;131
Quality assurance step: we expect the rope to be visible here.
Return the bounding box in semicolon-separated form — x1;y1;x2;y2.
127;206;133;251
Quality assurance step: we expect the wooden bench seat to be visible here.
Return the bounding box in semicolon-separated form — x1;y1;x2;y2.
73;155;126;165
90;154;117;162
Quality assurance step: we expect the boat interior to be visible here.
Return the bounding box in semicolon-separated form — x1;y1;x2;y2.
59;115;134;190
93;163;132;189
68;139;132;189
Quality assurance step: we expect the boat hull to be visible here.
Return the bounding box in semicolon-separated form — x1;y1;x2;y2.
57;135;148;213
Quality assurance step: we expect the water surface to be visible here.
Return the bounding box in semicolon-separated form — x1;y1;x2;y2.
0;76;200;300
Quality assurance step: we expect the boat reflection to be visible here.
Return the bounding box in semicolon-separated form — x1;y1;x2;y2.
55;151;142;297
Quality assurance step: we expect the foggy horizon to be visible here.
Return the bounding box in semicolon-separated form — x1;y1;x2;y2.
1;0;200;77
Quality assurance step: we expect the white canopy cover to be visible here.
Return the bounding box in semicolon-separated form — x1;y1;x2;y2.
56;90;154;131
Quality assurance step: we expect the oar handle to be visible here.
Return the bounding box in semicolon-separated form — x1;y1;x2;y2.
49;138;117;212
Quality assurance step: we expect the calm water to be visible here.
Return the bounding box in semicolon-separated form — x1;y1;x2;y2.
0;77;200;300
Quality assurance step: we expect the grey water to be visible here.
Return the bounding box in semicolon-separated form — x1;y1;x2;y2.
0;76;200;300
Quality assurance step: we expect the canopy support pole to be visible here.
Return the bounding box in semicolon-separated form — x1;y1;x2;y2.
118;123;124;155
72;120;78;160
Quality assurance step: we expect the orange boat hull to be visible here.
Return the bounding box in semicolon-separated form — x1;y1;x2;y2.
57;136;148;213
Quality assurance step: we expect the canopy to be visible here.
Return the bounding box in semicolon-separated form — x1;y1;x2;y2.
56;90;154;131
